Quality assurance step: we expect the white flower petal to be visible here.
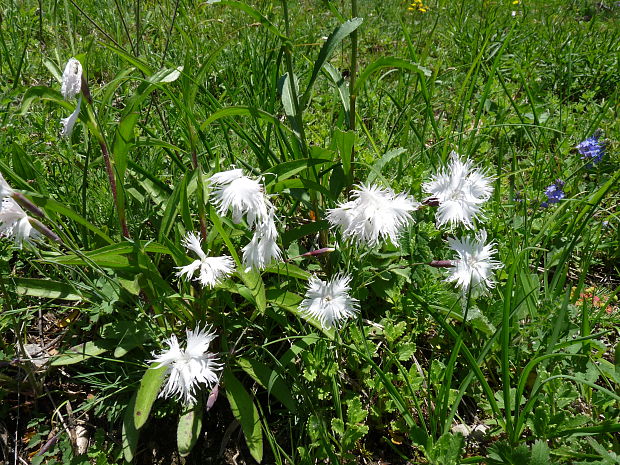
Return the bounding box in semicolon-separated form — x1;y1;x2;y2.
61;58;83;100
327;184;418;246
445;230;503;295
299;274;359;329
60;97;82;138
0;197;40;248
150;326;222;405
423;151;493;229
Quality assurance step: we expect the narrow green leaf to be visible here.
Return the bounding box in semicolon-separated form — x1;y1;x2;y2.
134;364;167;429
224;369;263;463
2;277;90;301
50;340;114;366
301;18;363;109
323;63;350;119
266;289;335;339
330;128;355;180
366;148;407;184
238;357;296;412
266;157;332;185
122;393;139;463
281;220;329;248
238;269;267;314
177;400;203;457
18;86;72;116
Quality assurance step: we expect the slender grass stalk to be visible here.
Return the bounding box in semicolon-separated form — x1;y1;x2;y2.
348;0;358;190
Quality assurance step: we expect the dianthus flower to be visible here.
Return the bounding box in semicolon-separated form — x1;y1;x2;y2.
327;184;418;246
150;326;222;405
423;152;493;229
445;230;502;295
61;58;83;100
0;197;41;247
299;274;359;329
60;97;81;138
176;232;235;288
242;207;281;271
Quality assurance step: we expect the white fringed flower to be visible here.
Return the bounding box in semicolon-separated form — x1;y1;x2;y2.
299;274;359;329
151;326;222;405
242;208;281;271
176;232;235;288
207;169;268;227
327;184;418;246
0;197;40;247
423;152;493;229
61;58;83;100
60;97;82;138
0;173;14;198
445;230;502;295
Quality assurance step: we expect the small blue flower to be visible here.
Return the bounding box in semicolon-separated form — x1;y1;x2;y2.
541;179;565;208
576;132;605;164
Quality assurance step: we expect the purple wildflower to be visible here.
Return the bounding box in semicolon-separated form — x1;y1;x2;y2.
541;179;565;208
576;132;605;164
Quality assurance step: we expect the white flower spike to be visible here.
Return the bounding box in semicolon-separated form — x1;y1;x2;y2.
176;232;235;288
60;97;82;138
151;326;222;405
423;151;493;229
207;168;269;228
61;58;83;100
327;184;418;246
299;274;359;329
0;197;40;248
445;230;502;295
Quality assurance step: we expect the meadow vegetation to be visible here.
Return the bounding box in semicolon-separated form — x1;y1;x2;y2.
0;0;619;463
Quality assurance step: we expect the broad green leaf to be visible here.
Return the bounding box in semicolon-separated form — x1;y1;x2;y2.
279;72;299;118
301;18;363;110
122;393;139;463
354;57;431;95
238;269;267;314
323;63;350;119
134;364;167;429
158;172;190;243
50;340;114;366
224;369;263;463
18;86;73;116
46;242;171;269
3;277;90;301
238;357;296;412
330;128;355;181
177;400;203;457
279;334;320;367
366;148;407;184
530;440;551;465
271;178;332;199
264;261;312;281
200;106;294;136
266;289;335;339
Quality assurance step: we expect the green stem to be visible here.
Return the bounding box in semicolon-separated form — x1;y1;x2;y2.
348;0;358;190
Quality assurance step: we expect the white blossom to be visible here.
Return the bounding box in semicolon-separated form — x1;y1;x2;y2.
445;230;502;295
0;197;40;247
60;97;82;138
242;208;281;271
176;232;235;288
299;274;359;329
207;168;268;227
423;151;493;229
151;326;222;405
0;173;14;198
327;184;418;246
61;58;83;100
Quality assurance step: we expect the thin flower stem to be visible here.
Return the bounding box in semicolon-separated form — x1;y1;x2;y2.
98;139;130;238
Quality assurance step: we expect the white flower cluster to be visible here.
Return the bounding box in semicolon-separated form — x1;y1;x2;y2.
422;152;501;296
207;168;281;271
